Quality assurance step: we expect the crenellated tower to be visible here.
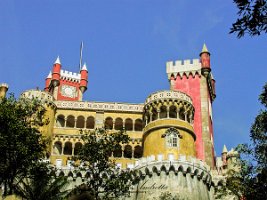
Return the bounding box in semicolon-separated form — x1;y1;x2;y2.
0;83;8;99
44;56;88;101
143;90;196;160
166;44;216;168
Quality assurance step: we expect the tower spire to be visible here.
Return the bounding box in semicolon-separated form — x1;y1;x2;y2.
54;56;61;64
200;43;210;56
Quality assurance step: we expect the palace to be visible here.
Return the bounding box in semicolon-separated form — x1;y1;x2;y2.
0;44;238;199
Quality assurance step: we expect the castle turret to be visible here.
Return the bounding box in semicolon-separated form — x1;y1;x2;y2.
0;83;8;99
79;63;88;94
45;71;52;92
222;144;228;166
51;56;61;87
143;90;196;160
165;44;216;168
200;43;211;76
20;90;57;157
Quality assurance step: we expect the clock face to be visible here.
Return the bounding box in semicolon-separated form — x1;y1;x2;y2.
61;85;77;98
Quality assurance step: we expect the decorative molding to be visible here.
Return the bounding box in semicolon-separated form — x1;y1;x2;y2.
145;90;192;105
55;101;144;113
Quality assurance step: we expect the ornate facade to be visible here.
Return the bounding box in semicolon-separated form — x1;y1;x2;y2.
0;44;239;199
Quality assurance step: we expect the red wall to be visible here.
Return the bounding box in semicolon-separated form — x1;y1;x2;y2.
173;73;204;160
56;79;80;101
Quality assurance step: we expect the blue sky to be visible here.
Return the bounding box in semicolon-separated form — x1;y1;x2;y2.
0;0;266;156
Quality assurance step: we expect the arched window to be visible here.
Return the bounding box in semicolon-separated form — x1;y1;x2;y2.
179;108;185;121
152;108;157;121
113;144;122;157
165;127;180;148
104;117;113;130
160;105;167;119
74;142;83;155
134;119;143;131
124;145;132;158
125;118;133;131
169;105;177;118
115;118;123;130
66;115;75;128
56;115;65;127
134;145;143;158
76;116;85;128
86;116;95;129
53;141;62;155
63;142;72;155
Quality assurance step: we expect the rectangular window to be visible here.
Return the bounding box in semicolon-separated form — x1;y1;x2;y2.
172;137;177;147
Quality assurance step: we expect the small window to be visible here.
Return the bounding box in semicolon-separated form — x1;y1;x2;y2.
165;127;180;148
168;133;178;147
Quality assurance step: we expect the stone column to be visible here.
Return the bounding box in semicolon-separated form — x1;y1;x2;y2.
61;143;65;155
84;118;87;129
74;118;77;128
157;109;160;119
167;106;170;118
72;143;75;156
112;120;115;130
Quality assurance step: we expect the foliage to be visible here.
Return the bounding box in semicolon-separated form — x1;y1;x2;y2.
0;95;48;196
219;83;267;199
13;162;70;200
230;0;267;37
71;128;133;200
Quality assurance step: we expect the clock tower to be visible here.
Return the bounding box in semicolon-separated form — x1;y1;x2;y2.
44;56;88;101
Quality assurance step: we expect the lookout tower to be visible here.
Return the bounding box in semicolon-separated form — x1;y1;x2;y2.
166;44;216;167
44;56;88;101
143;90;195;160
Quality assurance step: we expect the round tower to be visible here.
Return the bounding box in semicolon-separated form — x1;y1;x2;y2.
20;89;57;157
45;71;52;92
79;63;88;93
0;83;8;99
51;56;61;87
200;43;211;77
142;90;196;160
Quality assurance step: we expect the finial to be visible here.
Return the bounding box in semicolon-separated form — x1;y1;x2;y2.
46;71;52;79
222;144;228;153
54;56;61;64
200;43;210;56
81;63;87;71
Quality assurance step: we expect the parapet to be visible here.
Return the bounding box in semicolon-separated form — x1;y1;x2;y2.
60;70;81;82
166;59;201;79
0;83;9;89
20;89;56;109
145;90;193;105
133;156;212;183
0;83;9;98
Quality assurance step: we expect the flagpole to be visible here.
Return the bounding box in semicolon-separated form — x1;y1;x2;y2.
79;41;84;70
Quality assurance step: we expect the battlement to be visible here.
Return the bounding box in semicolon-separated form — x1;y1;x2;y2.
21;90;56;109
0;83;9;88
60;70;81;82
166;59;201;79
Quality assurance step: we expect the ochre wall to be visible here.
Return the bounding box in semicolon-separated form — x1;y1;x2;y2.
143;119;196;159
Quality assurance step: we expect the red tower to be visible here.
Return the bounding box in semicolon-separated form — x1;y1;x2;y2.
166;44;216;167
44;56;88;101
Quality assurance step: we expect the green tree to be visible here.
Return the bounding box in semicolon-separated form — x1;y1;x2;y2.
70;128;133;200
230;0;267;37
0;95;48;196
13;162;70;200
219;83;267;199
